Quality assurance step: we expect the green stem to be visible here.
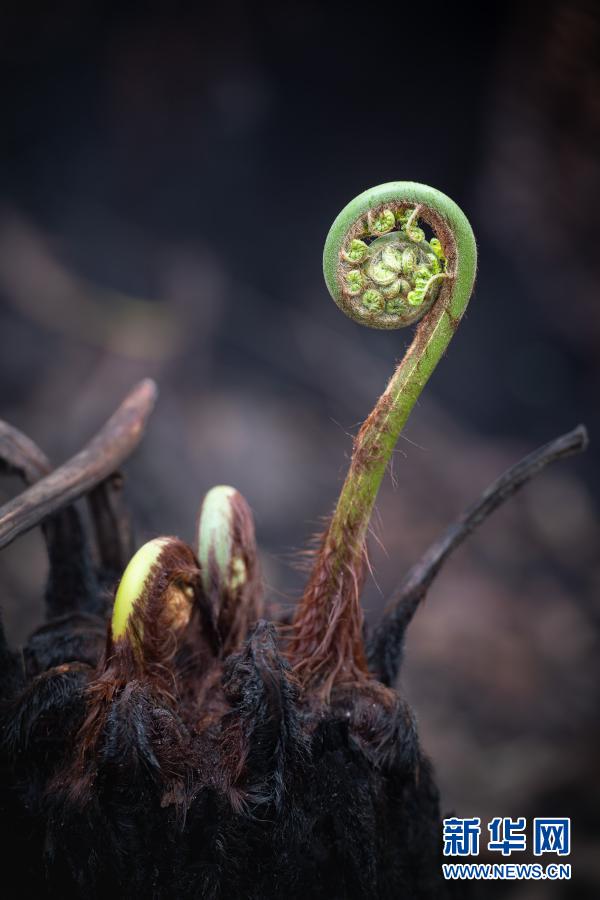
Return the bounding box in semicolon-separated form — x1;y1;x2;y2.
291;182;477;686
324;182;476;558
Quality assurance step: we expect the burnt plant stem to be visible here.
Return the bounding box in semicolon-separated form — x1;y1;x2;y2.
1;419;136;606
88;473;134;582
368;424;589;686
0;419;99;616
0;421;52;483
0;379;157;551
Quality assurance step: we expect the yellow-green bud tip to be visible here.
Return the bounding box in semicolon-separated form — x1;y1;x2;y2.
198;485;242;595
112;537;170;639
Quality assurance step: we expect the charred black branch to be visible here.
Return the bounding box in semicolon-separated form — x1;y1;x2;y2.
0;420;98;616
0;379;157;552
87;472;134;586
368;424;589;685
0;420;52;484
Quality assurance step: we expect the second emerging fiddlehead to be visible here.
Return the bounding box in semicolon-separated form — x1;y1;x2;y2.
288;182;477;692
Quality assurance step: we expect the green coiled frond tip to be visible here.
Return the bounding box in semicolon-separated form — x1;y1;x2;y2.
321;181;477;549
323;182;474;330
290;183;476;688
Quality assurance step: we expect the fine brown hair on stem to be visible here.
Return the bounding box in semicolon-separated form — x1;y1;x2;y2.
286;398;399;695
287;522;370;698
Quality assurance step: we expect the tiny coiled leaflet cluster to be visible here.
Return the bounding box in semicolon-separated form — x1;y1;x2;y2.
338;205;447;325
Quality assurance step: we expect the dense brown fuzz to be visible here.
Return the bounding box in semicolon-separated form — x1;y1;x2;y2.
287;526;370;696
287;384;395;694
64;537;218;802
203;491;263;655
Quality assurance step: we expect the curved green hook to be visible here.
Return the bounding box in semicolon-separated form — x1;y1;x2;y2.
291;182;477;686
323;182;476;543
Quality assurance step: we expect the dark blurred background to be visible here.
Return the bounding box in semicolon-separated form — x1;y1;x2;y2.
0;2;598;895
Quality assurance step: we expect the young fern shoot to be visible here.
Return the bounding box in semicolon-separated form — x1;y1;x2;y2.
1;181;588;900
289;183;477;692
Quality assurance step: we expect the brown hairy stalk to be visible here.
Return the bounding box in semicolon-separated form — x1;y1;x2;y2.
287;399;399;692
287;531;370;697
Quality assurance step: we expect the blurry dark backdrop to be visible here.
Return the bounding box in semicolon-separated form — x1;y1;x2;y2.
0;2;598;896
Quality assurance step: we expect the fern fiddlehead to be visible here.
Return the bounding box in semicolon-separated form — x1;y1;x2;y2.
289;182;477;691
